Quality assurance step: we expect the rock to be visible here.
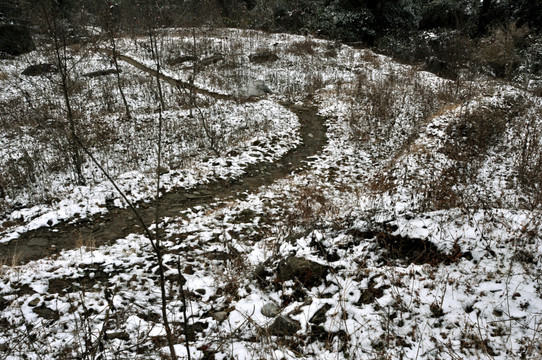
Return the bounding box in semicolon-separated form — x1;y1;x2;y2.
28;297;40;307
463;251;474;261
325;251;340;262
22;63;57;76
0;297;10;311
309;303;332;325
0;24;35;55
268;315;300;336
261;303;280;318
184;322;208;341
310;325;347;343
253;263;271;286
105;197;116;211
239;80;272;98
83;69;121;78
249;51;279;63
213;311;228;322
277;256;329;288
33;305;60;321
183;264;195;275
254;80;272;94
356;285;390;305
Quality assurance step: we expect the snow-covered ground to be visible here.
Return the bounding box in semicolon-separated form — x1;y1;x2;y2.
1;28;541;359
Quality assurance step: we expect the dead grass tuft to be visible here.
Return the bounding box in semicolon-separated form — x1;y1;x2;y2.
75;232;96;250
285;184;337;229
443;103;508;161
287;39;316;56
426;103;460;122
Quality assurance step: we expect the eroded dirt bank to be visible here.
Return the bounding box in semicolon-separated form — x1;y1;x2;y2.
1;103;327;264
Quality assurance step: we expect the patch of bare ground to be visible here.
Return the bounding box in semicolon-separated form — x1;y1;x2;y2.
349;227;463;266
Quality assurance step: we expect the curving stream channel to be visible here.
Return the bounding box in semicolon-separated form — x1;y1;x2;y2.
1;55;328;264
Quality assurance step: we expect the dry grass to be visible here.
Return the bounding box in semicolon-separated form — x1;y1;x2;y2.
0;247;22;273
75;231;97;251
426;102;460;122
286;38;316;56
358;50;383;69
443;102;508;161
513;102;542;208
284;184;339;229
477;22;530;79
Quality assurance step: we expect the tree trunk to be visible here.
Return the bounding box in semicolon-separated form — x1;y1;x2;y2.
110;36;131;119
477;0;492;36
148;26;177;360
50;11;85;186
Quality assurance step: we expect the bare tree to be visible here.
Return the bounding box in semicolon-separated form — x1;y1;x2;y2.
36;0;86;185
135;2;179;358
102;3;132;119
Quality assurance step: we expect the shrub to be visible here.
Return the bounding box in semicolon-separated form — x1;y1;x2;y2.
477;22;530;79
443;103;508;161
515;104;542;208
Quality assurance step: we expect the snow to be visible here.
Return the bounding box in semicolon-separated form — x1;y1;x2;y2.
1;28;542;360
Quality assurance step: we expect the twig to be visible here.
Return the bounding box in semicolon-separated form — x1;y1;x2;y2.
177;257;192;360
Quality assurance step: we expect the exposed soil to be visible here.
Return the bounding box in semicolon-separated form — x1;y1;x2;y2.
375;231;463;265
1;103;327;264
